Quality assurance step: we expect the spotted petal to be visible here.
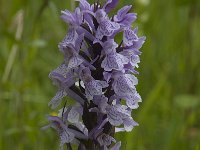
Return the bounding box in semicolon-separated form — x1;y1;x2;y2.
106;105;124;126
120;49;140;67
96;20;120;40
68;55;84;68
103;39;118;55
112;74;138;96
60;27;78;47
123;27;146;48
85;80;109;100
101;53;129;71
49;64;75;87
125;92;142;109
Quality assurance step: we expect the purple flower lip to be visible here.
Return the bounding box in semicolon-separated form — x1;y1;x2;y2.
45;0;145;149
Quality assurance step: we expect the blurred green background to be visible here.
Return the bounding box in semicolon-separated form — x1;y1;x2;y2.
1;0;200;149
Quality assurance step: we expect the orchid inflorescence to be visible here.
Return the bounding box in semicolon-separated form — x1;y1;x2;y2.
44;0;145;149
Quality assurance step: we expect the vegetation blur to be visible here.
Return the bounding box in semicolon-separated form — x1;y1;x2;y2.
1;0;200;149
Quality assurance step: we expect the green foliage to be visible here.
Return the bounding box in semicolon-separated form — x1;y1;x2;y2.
0;0;200;149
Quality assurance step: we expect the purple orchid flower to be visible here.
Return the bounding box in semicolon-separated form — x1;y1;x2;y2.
45;0;145;149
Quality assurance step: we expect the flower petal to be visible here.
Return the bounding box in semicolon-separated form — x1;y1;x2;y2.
106;105;123;126
68;55;84;68
125;92;142;109
101;53;129;71
113;74;137;96
114;5;132;22
68;107;80;123
48;90;67;109
123;117;138;132
104;0;119;13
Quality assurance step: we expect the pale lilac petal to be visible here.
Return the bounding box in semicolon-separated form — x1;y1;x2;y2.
95;9;108;23
93;95;108;113
123;117;138;132
85;80;108;100
61;10;75;24
104;0;119;13
68;55;84;68
106;105;123;126
48;90;67;109
123;27;138;46
101;53;129;71
113;74;138;96
103;72;112;82
61;27;78;47
47;116;75;147
120;13;137;26
77;0;91;10
77;26;95;41
96;20;120;40
74;122;88;136
132;36;146;49
103;39;118;55
114;5;132;22
125;92;142;109
123;27;146;48
120;49;140;67
67;107;80;123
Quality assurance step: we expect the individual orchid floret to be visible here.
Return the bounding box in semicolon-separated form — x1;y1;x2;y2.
120;48;141;68
61;7;83;26
58;105;89;136
80;67;109;100
45;116;87;150
114;5;137;26
96;20;120;40
123;27;146;48
101;53;129;71
101;39;129;71
112;73;138;97
106;104;138;131
60;27;78;47
48;64;75;109
95;9;120;40
125;92;142;109
48;64;85;109
60;47;84;69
